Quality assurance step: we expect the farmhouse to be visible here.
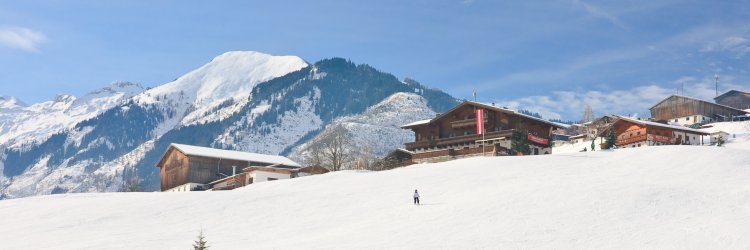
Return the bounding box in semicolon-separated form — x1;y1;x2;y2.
649;95;748;126
156;143;301;192
604;116;709;148
714;90;750;110
401;101;567;163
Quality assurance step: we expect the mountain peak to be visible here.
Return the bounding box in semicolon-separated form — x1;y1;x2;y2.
53;94;76;103
0;95;27;109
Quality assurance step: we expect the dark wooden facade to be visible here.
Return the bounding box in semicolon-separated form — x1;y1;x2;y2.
715;90;750;110
378;149;415;170
650;95;748;123
402;101;565;163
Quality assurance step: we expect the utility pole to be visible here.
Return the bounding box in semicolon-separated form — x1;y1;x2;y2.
715;74;720;97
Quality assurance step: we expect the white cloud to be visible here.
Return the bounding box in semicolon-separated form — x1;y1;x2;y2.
493;76;747;121
570;0;628;30
701;36;750;58
0;26;46;52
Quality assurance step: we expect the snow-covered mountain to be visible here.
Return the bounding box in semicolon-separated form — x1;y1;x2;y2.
0;51;457;199
289;92;436;165
0;96;27;109
0;81;144;148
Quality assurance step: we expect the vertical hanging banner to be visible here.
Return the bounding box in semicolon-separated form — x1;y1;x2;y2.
476;108;484;135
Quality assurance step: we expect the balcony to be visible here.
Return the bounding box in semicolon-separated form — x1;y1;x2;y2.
405;129;514;150
450;118;487;128
616;134;647;146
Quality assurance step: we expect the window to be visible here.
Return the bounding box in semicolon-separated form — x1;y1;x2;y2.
247;177;253;184
464;131;469;136
686;117;690;121
267;178;278;181
675;119;678;122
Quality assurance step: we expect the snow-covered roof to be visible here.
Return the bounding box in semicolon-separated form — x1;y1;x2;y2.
614;116;708;135
401;119;431;128
167;143;301;168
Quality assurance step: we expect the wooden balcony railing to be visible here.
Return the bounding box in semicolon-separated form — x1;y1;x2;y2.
405;129;514;150
616;134;647;146
450;118;487;128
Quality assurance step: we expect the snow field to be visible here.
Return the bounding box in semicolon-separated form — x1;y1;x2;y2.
1;139;750;249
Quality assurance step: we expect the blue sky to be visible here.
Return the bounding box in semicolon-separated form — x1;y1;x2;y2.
1;0;749;120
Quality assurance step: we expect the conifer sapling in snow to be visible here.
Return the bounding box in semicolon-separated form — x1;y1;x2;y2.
192;229;209;250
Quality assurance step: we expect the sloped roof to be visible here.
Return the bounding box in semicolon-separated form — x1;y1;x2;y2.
157;143;301;168
401;119;431;128
715;90;750;101
400;101;568;129
650;94;748;113
614;116;709;135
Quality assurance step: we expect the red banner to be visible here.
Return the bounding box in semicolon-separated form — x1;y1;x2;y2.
527;134;549;145
476;108;484;135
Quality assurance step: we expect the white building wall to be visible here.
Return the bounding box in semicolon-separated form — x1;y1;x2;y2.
248;171;291;184
670;115;713;126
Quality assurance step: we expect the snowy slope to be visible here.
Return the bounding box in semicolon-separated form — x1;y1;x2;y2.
700;120;750;135
289;92;435;163
1;140;749;249
0;82;144;148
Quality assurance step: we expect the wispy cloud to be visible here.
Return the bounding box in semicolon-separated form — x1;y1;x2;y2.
493;76;747;121
0;26;46;52
570;0;628;30
701;36;750;58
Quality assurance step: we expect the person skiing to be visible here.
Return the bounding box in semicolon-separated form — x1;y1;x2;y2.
413;189;420;205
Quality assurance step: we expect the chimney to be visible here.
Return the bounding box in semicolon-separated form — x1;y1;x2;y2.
232;166;237;176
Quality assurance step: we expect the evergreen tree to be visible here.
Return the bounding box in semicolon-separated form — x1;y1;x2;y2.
192;229;209;250
511;127;531;155
604;129;617;149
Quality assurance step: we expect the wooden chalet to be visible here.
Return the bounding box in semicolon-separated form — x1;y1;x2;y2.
714;90;750;110
156;143;301;192
401;101;567;163
604;116;709;148
650;95;749;126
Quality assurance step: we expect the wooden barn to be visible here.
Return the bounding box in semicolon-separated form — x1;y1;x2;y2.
714;90;750;111
604;116;709;148
649;95;749;126
401;101;567;163
156;143;301;192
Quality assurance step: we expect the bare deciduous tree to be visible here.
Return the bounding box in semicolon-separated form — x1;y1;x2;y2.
316;125;353;171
